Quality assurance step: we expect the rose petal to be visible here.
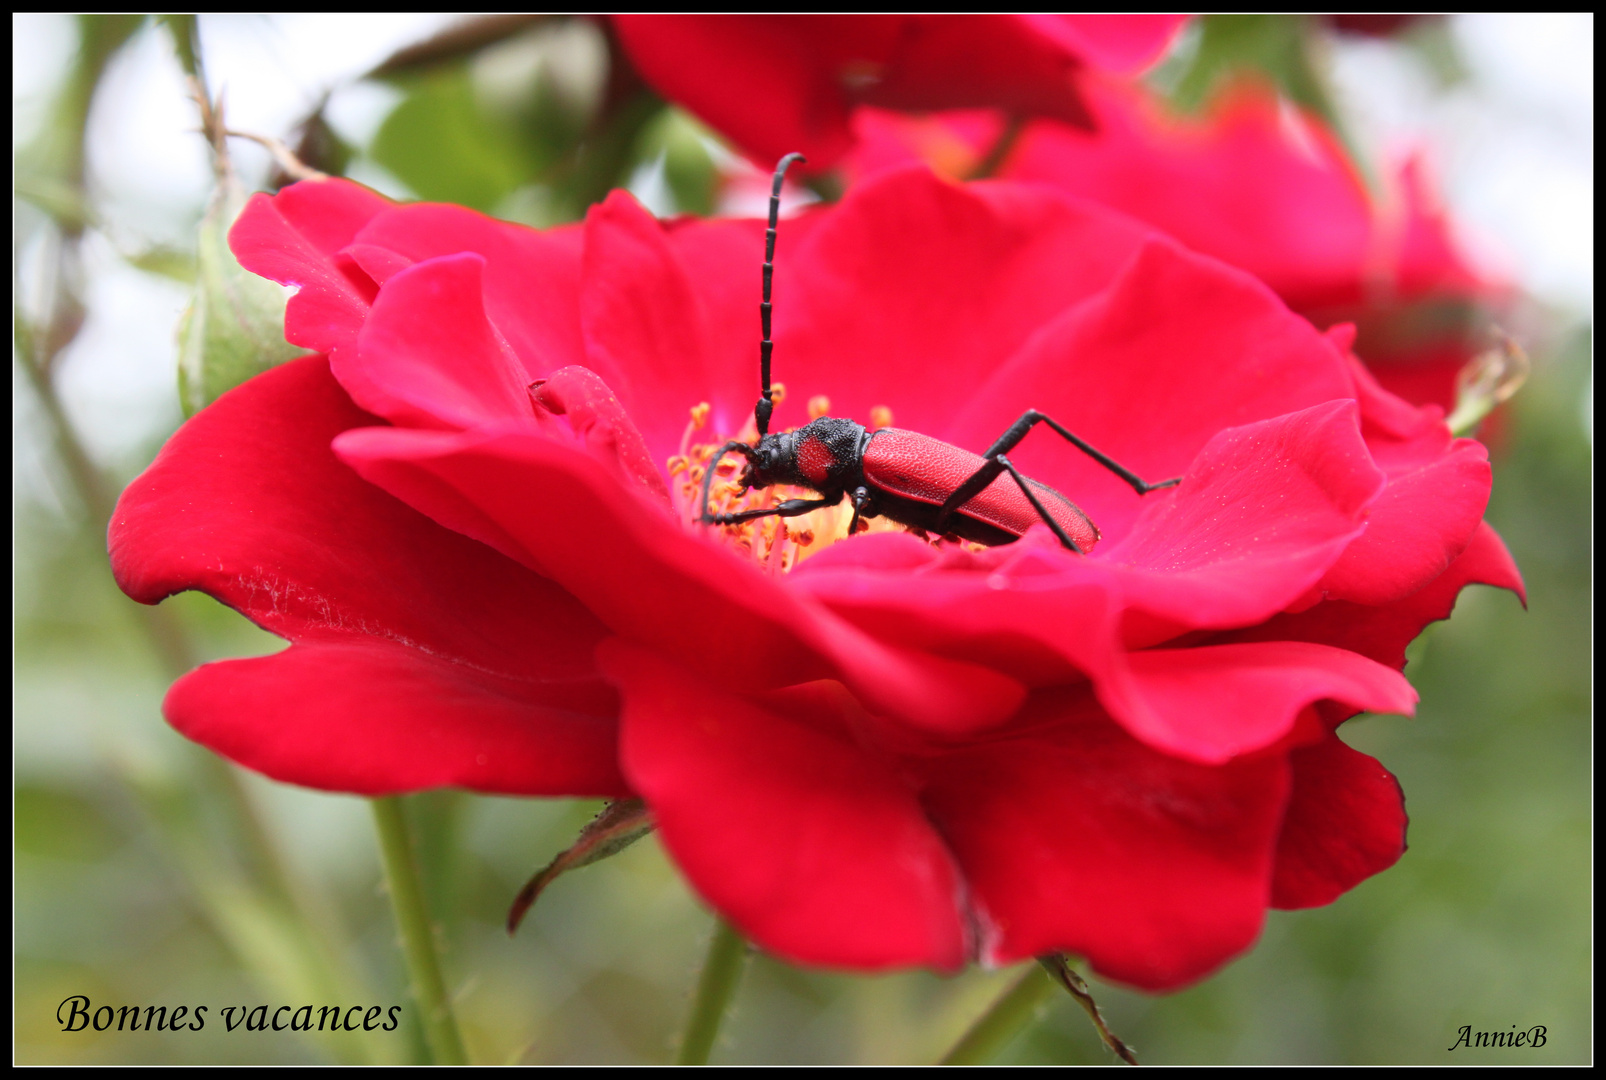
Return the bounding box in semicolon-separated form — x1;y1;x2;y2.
791;530;1121;689
613;15;857;168
1270;733;1407;909
228;178;391;355
604;641;968;970
169;640;625;796
344;252;537;430
333;423;1028;734
580;191;725;460
948;239;1358;541
1315;434;1490;605
1221;519;1526;671
349;202;588;381
1106;641;1417;764
1017;14;1190;74
775;167;1157;437
660;212;829;433
533;365;671;502
109;356;621;794
1104;400;1384;639
612;16;1178;169
918;687;1290;990
1002;82;1372;312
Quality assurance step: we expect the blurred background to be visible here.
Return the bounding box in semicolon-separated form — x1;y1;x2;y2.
14;14;1590;1064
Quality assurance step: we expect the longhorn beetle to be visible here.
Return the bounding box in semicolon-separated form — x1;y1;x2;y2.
699;153;1181;554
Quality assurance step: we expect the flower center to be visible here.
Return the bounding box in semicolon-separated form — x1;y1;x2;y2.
665;396;909;571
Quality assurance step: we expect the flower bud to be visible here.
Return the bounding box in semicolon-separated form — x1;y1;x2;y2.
176;178;301;416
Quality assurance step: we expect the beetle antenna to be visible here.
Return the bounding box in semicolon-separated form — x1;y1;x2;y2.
756;152;806;438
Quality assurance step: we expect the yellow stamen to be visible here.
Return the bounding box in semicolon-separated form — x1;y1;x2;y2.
679;402;712;461
674;402;935;566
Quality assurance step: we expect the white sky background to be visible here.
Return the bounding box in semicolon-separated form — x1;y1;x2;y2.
1328;13;1594;313
13;13;1595;476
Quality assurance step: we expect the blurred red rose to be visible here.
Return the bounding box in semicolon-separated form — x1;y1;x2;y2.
610;14;1189;169
110;167;1519;989
844;80;1505;412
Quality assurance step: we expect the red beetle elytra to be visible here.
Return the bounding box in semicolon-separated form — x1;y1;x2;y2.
699;154;1180;554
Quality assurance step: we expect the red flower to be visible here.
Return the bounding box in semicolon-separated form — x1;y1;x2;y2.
610;15;1189;170
110;167;1520;990
844;80;1504;411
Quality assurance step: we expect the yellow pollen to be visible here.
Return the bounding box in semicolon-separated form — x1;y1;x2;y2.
807;395;832;421
869;405;894;430
770;382;787;406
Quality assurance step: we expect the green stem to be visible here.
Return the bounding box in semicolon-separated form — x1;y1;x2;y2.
967;112;1027;181
676;918;749;1065
371;797;469;1065
939;964;1056;1065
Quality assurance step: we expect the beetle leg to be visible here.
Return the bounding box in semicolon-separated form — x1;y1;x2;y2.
995;455;1085;554
847;486;875;535
710;497;837;526
980;410;1182;495
933;459;1007;532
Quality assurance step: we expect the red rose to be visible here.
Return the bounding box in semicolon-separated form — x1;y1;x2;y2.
109;167;1520;989
844;81;1504;412
610;15;1189;170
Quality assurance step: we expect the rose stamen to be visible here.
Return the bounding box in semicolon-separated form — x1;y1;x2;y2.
672;399;928;566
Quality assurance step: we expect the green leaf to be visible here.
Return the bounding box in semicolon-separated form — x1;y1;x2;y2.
1170;15;1334;126
505;798;653;934
177;180;302;416
638;107;719;217
125;244;197;284
370;68;541;212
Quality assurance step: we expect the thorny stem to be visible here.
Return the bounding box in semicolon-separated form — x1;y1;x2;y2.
372;798;470;1065
939;958;1138;1065
223;128;328;181
939;964;1057;1064
1039;954;1139;1065
676;918;750;1064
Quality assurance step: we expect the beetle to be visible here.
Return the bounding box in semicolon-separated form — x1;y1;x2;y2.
699;153;1181;554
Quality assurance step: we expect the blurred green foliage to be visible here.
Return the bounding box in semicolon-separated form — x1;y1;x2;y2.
1170;14;1338;126
13;13;1592;1065
372;69;546;213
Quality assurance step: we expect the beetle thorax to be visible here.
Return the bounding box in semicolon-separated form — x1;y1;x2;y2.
744;416;867;495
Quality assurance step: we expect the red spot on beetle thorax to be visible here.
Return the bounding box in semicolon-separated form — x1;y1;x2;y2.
798;435;835;485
